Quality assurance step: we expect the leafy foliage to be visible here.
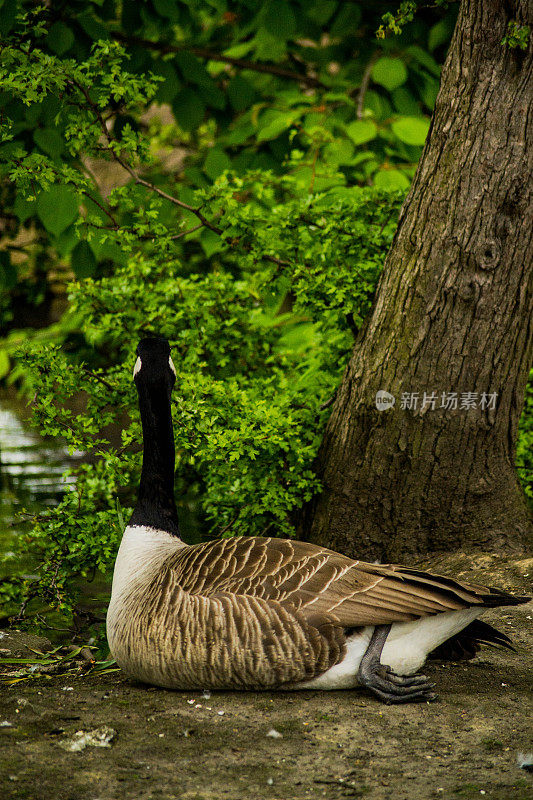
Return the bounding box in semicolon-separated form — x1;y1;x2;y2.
0;0;457;334
6;176;402;623
0;9;408;626
516;371;533;503
501;21;530;51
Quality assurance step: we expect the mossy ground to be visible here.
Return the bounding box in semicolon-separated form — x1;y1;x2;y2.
1;555;531;800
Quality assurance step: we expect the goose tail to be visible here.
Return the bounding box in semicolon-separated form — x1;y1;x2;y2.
477;587;531;608
428;618;518;662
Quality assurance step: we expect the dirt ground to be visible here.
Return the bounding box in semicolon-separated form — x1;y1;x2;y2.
1;554;532;800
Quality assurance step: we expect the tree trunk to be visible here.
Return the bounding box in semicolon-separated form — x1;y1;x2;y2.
303;0;533;561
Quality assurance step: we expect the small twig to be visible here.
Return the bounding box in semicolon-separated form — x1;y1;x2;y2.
170;222;205;240
34;614;71;633
259;523;274;537
86;219;205;243
80;190;119;227
12;594;35;624
216;513;241;537
81;367;115;392
76;487;83;518
356;52;379;120
319;390;337;411
309;148;319;193
379;209;396;234
262;254;291;267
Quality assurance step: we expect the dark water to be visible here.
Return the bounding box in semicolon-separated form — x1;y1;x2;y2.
0;393;117;642
0;393;83;580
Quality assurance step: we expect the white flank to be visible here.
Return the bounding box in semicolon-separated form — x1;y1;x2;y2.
133;357;142;378
295;608;481;690
108;525;185;623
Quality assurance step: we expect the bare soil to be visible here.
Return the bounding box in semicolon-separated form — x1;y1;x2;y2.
1;554;532;800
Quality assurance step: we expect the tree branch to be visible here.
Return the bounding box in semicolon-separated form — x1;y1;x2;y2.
69;77;223;235
69;78;296;267
170;222;204;240
111;33;326;90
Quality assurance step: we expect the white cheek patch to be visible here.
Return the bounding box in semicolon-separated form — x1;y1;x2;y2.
133;357;142;378
169;356;176;376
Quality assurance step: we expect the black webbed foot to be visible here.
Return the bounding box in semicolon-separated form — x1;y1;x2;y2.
357;655;438;704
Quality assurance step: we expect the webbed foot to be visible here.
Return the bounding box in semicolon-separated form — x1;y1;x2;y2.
357;655;438;704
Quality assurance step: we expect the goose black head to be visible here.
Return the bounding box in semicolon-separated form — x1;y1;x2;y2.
133;337;176;389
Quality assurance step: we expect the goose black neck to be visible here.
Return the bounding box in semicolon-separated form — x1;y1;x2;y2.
130;379;180;536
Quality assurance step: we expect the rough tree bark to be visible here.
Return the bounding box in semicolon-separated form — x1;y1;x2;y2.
303;0;533;561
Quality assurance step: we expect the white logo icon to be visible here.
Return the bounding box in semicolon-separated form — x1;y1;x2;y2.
375;390;395;411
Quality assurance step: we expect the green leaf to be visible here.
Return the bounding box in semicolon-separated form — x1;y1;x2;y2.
55;224;80;257
363;91;392;121
406;46;440;77
391;116;430;146
0;349;10;379
0;0;16;36
77;10;109;41
174;52;213;88
372;58;407;91
113;114;139;140
345;119;378;145
227;76;256;112
71;240;97;279
253;29;286;61
322;139;354;167
428;17;453;52
153;0;181;21
420;76;439;110
263;0;297;39
13;193;36;223
37;186;79;237
151;61;180;104
115;497;125;534
223;41;255;59
331;4;361;36
197;82;226;111
306;1;337;26
0;251;16;290
33;128;64;160
373;169;410;191
200;228;223;258
46;22;74;55
391;87;420;116
172;88;205;132
204;147;231;180
256;111;296;143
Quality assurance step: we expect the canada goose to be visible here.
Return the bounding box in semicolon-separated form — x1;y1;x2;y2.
106;337;530;703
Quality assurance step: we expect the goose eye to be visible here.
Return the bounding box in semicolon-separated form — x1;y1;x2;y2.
169;356;176;376
133;357;142;378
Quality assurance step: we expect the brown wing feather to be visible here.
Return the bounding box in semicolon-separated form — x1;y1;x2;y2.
166;537;495;627
121;563;345;689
